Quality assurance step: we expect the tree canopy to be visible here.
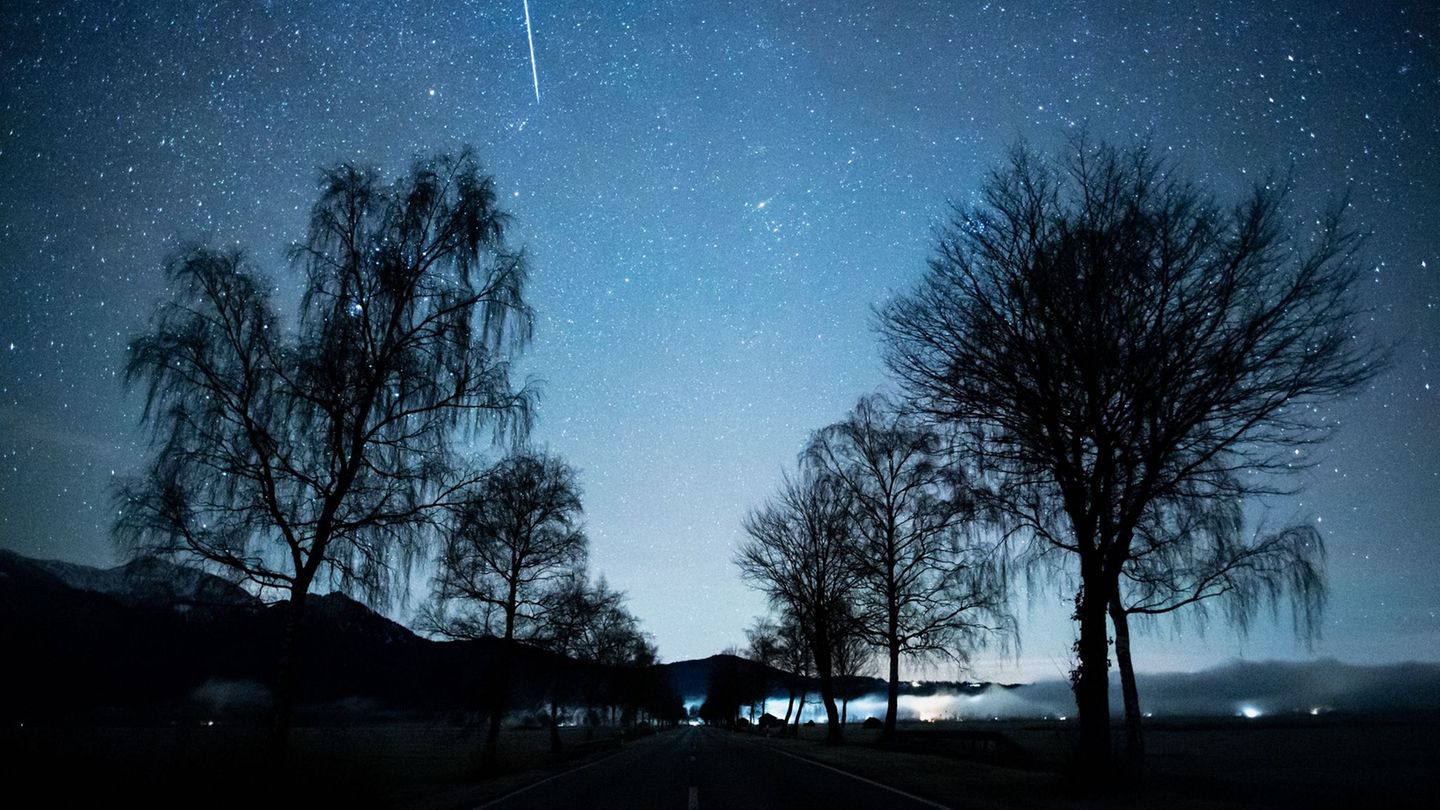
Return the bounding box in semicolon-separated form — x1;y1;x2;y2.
879;136;1383;779
116;148;535;754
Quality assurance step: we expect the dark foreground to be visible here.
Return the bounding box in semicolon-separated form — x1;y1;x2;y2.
483;725;941;810
5;715;1437;808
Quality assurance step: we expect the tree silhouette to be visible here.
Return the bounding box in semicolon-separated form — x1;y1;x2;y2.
776;611;815;735
534;571;603;751
805;393;1010;740
753;610;813;735
744;616;787;723
115;149;534;758
828;603;871;727
879;137;1383;783
737;471;860;744
1111;493;1327;765
568;576;658;729
426;450;587;767
537;573;657;748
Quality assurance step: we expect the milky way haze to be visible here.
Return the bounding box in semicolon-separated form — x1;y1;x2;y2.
1;0;1436;678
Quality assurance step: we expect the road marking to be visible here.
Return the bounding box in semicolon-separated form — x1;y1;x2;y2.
474;751;618;808
763;745;951;810
687;786;698;809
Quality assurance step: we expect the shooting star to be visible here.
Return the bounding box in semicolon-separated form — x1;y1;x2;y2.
523;0;540;103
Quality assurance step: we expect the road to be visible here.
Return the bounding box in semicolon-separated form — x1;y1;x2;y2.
480;726;948;810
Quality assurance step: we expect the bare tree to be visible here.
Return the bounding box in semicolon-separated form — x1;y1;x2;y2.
537;573;652;749
879;137;1382;781
754;608;812;729
427;451;587;766
743;617;784;723
569;576;658;729
1111;492;1326;764
115;149;534;757
805;393;1010;740
737;471;859;744
577;576;650;668
828;604;872;727
534;571;603;751
745;616;785;672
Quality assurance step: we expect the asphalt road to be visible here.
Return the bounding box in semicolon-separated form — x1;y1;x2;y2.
479;726;948;810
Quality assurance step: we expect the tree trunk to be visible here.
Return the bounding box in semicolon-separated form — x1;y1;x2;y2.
484;668;506;767
792;691;806;736
1110;599;1145;768
781;686;796;736
841;696;848;726
484;634;515;770
882;640;900;741
269;589;308;765
1072;577;1113;787
813;630;843;744
549;676;564;754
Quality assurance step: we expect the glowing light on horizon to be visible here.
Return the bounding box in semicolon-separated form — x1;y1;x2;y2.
1239;705;1262;719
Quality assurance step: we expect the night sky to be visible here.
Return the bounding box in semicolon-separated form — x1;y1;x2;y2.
1;0;1436;680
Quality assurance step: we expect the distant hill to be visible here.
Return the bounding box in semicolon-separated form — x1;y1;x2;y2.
657;654;785;699
657;653;884;703
11;551;259;610
5;550;1437;724
0;550;671;723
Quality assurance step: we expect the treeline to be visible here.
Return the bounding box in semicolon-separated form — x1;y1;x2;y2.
113;149;677;770
735;394;1011;744
112;133;1381;793
733;135;1381;789
0;549;681;732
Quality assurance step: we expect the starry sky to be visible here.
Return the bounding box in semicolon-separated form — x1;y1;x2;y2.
1;0;1436;681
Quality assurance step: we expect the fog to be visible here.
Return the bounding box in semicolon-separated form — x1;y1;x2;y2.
751;660;1440;722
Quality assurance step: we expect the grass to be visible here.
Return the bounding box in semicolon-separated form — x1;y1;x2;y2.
742;715;1440;809
8;715;1435;808
1;720;659;809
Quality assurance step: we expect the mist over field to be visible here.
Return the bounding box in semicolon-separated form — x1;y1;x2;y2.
752;660;1440;723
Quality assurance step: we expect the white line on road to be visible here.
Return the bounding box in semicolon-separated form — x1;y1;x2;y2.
764;745;951;810
687;785;698;810
474;752;617;808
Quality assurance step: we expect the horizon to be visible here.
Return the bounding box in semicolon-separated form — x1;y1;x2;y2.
8;545;1436;683
2;0;1438;684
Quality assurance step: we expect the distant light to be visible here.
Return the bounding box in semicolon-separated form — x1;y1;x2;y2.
1057;715;1067;721
910;680;922;688
205;720;215;727
1239;706;1262;719
1310;708;1320;716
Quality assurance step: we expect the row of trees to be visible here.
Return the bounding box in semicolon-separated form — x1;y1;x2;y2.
422;452;661;759
738;135;1380;786
115;150;663;767
736;394;1012;743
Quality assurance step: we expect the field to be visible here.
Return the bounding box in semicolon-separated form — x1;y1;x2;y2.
1;720;640;809
759;714;1440;808
5;714;1436;808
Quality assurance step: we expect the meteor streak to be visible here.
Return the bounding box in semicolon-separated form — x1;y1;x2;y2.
523;0;540;103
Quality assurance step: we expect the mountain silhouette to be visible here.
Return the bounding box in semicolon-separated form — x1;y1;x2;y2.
0;550;680;724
